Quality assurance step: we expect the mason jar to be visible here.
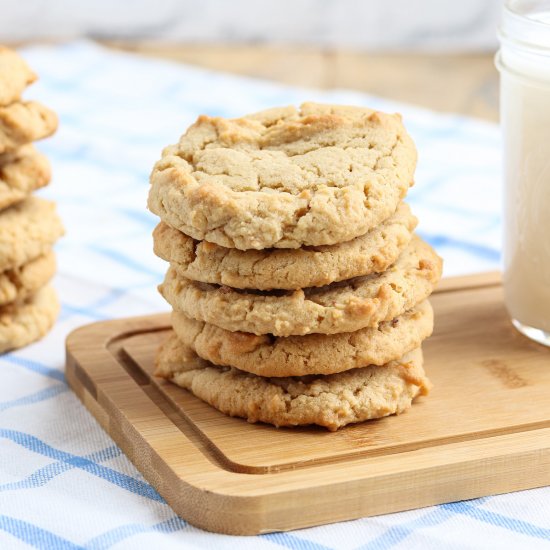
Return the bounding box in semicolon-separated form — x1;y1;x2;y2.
496;0;550;346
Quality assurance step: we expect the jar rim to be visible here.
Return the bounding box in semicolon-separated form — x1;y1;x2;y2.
501;0;550;50
505;0;550;26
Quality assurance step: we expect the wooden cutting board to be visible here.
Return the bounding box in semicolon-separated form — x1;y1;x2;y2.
65;272;550;535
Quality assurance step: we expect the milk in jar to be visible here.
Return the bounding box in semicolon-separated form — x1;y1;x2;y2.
497;0;550;345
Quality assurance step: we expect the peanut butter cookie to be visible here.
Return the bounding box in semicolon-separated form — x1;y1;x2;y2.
159;236;442;336
0;47;36;106
171;300;433;377
0;197;64;272
154;203;417;290
156;336;430;431
148;102;416;250
0;101;57;154
0;285;59;353
0;251;56;306
0;145;51;209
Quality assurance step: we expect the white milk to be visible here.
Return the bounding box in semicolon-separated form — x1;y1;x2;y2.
498;0;550;345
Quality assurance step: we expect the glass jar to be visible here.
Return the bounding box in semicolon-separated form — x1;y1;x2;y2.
497;0;550;346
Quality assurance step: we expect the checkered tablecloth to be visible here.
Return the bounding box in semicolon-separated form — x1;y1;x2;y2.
0;41;548;549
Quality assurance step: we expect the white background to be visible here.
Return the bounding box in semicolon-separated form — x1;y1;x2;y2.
0;0;503;51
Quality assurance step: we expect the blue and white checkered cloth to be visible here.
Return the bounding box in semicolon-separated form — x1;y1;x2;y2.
0;41;548;549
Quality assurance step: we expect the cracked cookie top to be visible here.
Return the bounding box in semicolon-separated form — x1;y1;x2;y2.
148;102;417;250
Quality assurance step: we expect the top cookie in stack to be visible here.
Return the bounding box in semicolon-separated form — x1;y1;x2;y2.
149;102;442;431
0;47;63;353
149;103;415;250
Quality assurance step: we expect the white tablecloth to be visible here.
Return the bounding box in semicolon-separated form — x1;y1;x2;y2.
1;41;548;550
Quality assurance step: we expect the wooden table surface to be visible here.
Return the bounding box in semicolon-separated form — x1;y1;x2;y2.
106;42;499;123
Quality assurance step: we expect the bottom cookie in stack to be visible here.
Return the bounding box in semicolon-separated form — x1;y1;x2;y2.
156;334;430;431
155;299;435;430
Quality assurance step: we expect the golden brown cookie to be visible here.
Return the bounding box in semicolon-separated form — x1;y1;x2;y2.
154;203;417;290
0;145;51;209
0;250;56;306
0;285;59;353
0;197;64;272
148;102;417;250
171;300;433;377
0;47;36;106
156;335;431;431
159;235;442;336
0;101;58;154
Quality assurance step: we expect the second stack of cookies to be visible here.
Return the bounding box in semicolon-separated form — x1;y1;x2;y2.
0;46;63;352
149;102;442;431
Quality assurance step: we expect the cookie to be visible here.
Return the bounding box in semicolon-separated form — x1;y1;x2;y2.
171;300;433;377
156;335;430;431
0;101;58;154
0;250;56;306
148;102;417;250
0;285;59;353
0;47;36;107
0;145;51;209
159;235;442;336
154;203;417;290
0;197;64;272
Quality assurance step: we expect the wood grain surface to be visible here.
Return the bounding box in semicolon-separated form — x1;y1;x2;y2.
65;272;550;535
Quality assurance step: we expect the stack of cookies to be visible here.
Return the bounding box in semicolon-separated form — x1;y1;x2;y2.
0;47;63;352
149;102;442;431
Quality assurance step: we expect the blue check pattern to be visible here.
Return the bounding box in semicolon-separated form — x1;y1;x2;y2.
0;41;548;549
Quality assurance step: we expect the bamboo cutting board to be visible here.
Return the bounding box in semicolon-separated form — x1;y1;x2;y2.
65;272;550;535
